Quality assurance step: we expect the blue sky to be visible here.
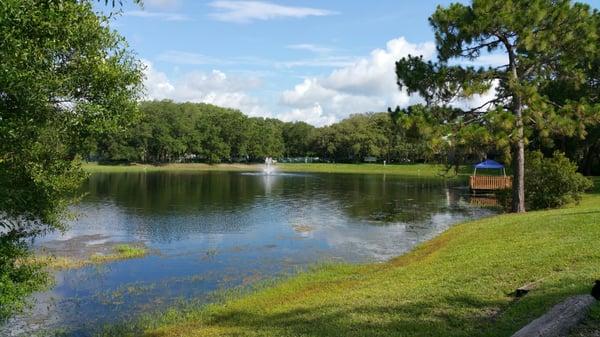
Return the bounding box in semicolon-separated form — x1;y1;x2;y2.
108;0;599;126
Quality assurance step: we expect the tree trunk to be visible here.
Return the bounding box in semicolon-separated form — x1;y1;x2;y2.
512;111;526;213
582;142;598;176
503;37;526;213
511;295;596;337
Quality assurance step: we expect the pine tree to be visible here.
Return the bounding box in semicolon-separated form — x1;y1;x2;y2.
396;0;599;212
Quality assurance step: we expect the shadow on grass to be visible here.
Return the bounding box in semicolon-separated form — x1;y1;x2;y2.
96;160;136;166
146;300;501;337
140;286;596;337
589;177;600;195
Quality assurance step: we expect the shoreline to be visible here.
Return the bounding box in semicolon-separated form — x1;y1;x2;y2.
82;162;466;178
99;192;600;336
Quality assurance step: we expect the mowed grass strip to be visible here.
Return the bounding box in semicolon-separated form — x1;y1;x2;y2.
139;195;600;337
82;162;265;173
83;162;465;178
278;163;464;177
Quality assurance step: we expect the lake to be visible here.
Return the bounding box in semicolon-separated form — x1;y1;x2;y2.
4;170;494;336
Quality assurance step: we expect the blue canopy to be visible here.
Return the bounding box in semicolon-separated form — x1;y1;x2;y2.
474;159;504;169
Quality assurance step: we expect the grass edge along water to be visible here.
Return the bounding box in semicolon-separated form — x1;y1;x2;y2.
96;188;600;337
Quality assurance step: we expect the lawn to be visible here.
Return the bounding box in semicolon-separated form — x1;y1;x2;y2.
83;162;465;178
82;162;265;173
106;192;600;337
277;163;464;177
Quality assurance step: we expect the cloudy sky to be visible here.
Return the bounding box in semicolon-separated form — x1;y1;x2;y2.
109;0;599;126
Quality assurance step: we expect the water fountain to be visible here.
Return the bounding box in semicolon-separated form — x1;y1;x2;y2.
264;156;275;175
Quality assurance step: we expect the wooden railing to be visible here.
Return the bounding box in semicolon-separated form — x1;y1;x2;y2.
469;175;512;191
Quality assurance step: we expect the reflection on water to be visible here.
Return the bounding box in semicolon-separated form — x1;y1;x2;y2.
4;171;493;336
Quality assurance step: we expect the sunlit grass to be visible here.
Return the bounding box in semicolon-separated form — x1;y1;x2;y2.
90;244;147;264
126;193;600;337
82;162;264;173
25;255;88;270
31;244;148;271
278;163;466;177
82;162;466;178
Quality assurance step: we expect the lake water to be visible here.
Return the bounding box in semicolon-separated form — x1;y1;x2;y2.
4;170;494;336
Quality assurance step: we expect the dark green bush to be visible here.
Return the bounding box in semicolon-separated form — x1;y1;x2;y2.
496;151;593;211
526;151;593;210
0;237;48;321
494;188;513;212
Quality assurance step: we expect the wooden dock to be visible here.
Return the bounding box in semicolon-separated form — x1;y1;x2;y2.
469;175;512;192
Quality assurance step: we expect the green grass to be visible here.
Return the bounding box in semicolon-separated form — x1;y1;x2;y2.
82;162;264;173
129;193;600;337
25;255;89;270
277;163;465;177
90;244;147;264
31;244;148;270
83;162;466;178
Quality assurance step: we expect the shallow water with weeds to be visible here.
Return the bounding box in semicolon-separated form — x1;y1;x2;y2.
3;171;493;336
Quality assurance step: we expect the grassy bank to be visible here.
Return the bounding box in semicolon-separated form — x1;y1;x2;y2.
82;162;264;173
278;163;462;176
125;194;600;337
83;162;464;178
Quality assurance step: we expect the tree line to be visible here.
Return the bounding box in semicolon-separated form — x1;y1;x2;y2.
88;99;600;177
87;100;439;164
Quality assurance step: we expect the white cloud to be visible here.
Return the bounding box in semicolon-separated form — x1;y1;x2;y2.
208;1;338;23
279;37;436;125
143;60;175;99
142;60;267;117
144;37;500;127
279;103;337;126
124;10;189;21
450;79;500;111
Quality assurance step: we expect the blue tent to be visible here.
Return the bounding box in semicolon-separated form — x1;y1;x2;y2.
475;159;504;169
473;159;506;175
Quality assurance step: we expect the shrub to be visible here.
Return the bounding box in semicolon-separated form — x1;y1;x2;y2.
0;237;49;321
495;188;513;212
496;151;593;211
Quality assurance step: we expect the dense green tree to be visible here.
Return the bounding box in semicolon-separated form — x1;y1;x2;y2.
312;125;338;161
536;10;600;175
194;109;231;163
396;0;599;212
311;113;391;163
497;151;593;210
388;105;453;164
92;101;297;164
0;0;143;320
246;118;285;161
95;101;461;165
282;122;316;157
